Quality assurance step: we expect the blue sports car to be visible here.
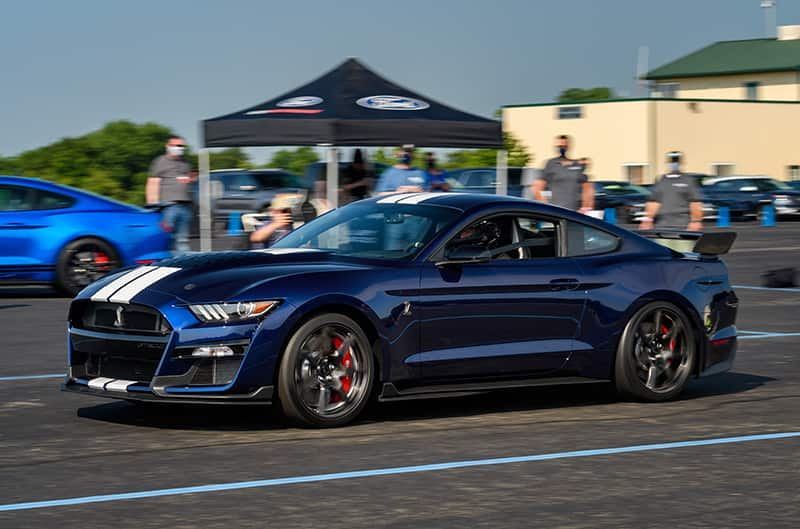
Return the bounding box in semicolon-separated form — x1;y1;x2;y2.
0;176;171;295
63;193;738;427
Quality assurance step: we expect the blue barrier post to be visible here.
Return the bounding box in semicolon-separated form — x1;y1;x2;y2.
717;207;730;228
228;211;242;235
761;205;776;227
603;208;616;224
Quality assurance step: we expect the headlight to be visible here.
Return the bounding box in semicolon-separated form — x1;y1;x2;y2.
189;301;280;323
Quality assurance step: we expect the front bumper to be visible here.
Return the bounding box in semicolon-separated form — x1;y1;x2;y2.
64;296;294;403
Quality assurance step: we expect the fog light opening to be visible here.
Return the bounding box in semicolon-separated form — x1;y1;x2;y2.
191;346;235;358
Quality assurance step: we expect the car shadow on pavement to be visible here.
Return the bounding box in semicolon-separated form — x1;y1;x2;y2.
74;371;774;431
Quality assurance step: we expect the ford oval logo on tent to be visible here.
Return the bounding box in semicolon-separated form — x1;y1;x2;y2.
356;95;430;111
277;96;324;108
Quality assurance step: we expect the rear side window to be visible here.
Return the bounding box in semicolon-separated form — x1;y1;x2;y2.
36;190;75;210
0;185;36;211
566;221;619;256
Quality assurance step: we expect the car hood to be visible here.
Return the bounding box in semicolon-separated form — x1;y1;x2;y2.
82;249;371;305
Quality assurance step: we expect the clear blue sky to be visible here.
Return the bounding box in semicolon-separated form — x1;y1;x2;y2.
2;0;799;158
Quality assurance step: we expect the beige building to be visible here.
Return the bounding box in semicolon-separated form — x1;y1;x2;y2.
504;25;800;184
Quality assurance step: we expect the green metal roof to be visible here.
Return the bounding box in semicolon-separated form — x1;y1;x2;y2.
645;38;800;80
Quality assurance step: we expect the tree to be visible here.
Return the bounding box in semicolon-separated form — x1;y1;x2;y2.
0;120;176;204
442;132;532;169
557;87;615;102
265;146;319;175
210;148;251;170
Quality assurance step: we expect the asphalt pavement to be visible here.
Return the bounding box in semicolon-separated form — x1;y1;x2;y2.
0;221;798;528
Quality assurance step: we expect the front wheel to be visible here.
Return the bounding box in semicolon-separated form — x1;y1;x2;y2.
277;314;374;427
614;302;696;401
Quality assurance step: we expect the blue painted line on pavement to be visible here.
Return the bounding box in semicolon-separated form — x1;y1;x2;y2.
738;332;800;340
733;285;800;293
0;374;64;381
0;431;797;513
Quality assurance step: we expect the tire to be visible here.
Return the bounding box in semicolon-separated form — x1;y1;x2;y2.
614;301;696;401
277;313;374;428
55;238;120;297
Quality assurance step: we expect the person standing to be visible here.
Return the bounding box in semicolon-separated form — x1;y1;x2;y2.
146;136;194;253
534;135;594;213
640;151;703;231
424;152;450;191
375;147;427;195
340;149;373;205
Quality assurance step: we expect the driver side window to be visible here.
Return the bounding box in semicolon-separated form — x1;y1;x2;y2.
445;215;558;261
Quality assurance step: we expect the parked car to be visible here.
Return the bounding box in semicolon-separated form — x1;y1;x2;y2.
593;181;650;222
785;180;800;192
0;176;170;295
193;169;307;235
701;176;800;218
64;193;738;427
443;167;539;197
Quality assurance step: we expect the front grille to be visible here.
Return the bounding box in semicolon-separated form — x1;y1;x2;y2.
70;301;171;336
70;331;166;384
189;357;242;386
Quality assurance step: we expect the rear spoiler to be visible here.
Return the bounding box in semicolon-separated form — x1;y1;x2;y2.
639;230;736;256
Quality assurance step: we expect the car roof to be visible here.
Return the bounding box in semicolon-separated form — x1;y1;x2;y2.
0;175;142;210
704;175;772;185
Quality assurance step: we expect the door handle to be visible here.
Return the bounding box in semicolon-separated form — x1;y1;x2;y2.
549;278;580;291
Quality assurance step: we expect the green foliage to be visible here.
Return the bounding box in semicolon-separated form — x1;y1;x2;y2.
265;146;319;175
442;132;532;169
557;87;615;102
1;120;174;204
371;148;395;166
210;147;251;170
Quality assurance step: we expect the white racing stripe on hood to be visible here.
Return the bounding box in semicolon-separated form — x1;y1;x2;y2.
107;266;182;304
397;192;443;204
90;266;152;302
254;248;321;255
376;193;421;204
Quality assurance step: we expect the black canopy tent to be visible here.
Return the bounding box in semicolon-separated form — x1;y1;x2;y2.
197;58;505;250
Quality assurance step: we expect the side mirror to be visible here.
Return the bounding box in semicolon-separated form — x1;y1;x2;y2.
437;244;492;266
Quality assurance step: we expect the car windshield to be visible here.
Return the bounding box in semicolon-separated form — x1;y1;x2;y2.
597;182;650;195
271;202;460;260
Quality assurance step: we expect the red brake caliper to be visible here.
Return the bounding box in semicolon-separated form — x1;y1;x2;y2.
94;252;110;270
661;325;675;363
331;337;353;402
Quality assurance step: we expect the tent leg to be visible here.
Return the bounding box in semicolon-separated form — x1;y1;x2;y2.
198;148;212;252
326;147;339;209
496;149;508;196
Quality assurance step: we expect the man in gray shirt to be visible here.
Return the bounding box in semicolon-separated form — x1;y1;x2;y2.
640;151;703;231
534;135;594;212
147;136;194;253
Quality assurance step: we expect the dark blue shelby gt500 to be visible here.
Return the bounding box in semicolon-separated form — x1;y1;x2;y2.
63;193;738;427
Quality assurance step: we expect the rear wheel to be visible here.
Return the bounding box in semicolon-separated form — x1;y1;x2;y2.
55;238;120;297
615;302;695;401
277;314;374;427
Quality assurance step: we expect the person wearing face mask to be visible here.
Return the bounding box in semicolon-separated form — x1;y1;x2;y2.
640;151;703;231
146;136;195;253
375;146;428;195
534;135;594;213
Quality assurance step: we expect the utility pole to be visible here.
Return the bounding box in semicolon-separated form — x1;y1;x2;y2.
761;0;777;38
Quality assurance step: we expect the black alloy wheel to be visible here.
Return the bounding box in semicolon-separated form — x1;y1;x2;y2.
55;238;120;297
615;301;696;401
278;314;374;428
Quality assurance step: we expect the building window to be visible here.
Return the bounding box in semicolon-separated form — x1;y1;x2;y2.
557;106;583;119
623;164;647;185
711;163;736;177
744;82;760;100
654;82;679;98
789;165;800;180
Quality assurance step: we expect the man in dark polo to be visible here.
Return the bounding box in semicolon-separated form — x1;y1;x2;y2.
534;135;594;213
146;136;194;253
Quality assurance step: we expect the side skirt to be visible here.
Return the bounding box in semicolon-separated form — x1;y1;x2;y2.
379;376;608;402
